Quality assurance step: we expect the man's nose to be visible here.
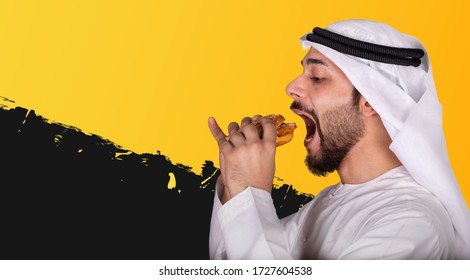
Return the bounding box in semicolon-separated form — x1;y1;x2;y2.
285;75;308;101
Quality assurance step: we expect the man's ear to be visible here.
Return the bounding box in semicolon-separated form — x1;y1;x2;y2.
360;96;377;117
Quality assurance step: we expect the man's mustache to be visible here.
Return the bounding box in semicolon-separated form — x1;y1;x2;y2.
290;101;319;121
290;101;306;111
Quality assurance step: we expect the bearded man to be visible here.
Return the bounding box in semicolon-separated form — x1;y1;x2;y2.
207;19;470;259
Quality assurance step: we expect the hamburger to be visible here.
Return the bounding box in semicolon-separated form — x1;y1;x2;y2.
252;114;297;147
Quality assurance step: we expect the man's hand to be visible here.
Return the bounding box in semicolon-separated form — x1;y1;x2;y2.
208;115;277;203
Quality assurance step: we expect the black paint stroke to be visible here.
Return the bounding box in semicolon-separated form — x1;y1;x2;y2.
0;98;314;260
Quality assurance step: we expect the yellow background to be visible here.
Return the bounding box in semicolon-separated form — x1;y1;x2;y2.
0;0;468;207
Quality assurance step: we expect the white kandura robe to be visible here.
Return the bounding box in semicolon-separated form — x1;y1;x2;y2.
209;166;457;259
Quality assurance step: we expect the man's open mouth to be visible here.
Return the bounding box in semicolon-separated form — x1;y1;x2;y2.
291;109;317;143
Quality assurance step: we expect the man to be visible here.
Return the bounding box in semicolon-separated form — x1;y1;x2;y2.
207;19;470;259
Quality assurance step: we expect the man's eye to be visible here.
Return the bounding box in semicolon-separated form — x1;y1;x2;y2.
310;77;324;83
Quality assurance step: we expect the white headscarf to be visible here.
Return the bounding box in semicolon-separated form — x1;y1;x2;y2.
300;19;470;259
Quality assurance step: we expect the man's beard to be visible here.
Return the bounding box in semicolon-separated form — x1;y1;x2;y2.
294;98;365;177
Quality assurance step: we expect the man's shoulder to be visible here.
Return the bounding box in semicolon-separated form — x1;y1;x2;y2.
341;167;453;230
365;170;454;236
367;166;437;201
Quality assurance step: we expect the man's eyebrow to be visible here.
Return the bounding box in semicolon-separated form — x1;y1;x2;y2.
301;58;329;67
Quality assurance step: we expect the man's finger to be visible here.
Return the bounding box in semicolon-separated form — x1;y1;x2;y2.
252;114;262;122
228;122;240;135
258;116;277;143
240;116;252;127
208;117;230;147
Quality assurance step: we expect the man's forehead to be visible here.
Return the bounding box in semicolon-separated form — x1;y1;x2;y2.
301;48;338;69
301;47;351;81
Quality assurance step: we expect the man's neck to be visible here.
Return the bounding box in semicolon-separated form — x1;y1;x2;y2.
337;134;402;185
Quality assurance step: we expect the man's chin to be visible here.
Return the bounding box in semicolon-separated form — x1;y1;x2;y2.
305;154;333;177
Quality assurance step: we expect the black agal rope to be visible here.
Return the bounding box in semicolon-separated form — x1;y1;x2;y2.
306;27;424;67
